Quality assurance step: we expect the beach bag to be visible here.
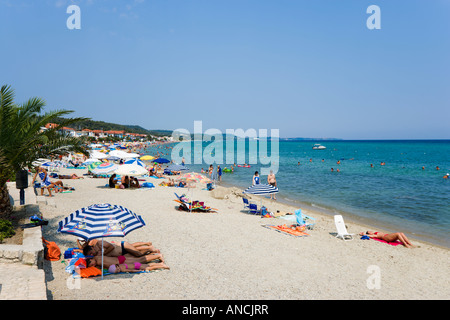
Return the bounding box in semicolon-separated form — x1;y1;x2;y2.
42;237;61;261
141;182;154;188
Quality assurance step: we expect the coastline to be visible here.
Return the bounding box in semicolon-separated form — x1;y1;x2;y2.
144;139;450;249
219;179;450;250
39;167;449;300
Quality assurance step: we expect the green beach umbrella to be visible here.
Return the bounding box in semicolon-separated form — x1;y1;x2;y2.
88;162;102;171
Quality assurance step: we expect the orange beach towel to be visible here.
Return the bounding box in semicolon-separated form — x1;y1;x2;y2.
265;224;309;237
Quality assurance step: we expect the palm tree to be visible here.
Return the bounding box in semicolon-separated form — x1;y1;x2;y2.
0;85;90;217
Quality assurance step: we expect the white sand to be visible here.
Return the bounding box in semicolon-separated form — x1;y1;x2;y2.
40;168;449;300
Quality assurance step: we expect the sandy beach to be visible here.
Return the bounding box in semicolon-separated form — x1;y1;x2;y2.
39;167;449;300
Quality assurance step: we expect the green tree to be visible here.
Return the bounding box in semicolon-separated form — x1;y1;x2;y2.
0;85;89;217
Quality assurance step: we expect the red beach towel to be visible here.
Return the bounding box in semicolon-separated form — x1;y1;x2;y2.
372;238;403;246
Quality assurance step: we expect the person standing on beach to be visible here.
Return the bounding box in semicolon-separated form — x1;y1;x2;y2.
252;171;260;185
267;170;277;200
217;165;222;181
208;165;213;178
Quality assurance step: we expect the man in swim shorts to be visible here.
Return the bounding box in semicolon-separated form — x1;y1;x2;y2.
81;239;160;258
267;170;277;200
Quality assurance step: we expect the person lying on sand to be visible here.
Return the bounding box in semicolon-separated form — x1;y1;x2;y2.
160;179;175;187
360;231;415;248
108;261;169;274
53;173;84;179
85;253;164;269
149;171;164;178
78;239;160;257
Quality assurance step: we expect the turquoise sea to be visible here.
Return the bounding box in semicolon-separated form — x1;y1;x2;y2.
146;140;450;248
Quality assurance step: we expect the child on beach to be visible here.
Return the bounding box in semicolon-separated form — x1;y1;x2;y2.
85;252;165;269
252;171;260;185
108;261;169;274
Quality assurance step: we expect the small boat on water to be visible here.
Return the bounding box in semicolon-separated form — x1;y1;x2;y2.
312;144;326;150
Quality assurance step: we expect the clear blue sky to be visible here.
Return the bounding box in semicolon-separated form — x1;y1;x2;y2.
1;0;449;139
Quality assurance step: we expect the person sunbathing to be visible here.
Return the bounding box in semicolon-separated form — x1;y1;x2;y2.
54;173;84;179
177;180;187;187
360;231;415;248
107;261;170;274
85;253;164;269
150;171;164;178
78;239;160;257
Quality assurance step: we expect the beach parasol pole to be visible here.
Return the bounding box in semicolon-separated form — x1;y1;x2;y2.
101;237;104;279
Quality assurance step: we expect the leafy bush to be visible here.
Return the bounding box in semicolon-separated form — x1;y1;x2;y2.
0;219;15;242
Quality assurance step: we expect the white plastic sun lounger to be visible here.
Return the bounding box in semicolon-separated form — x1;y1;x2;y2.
334;215;354;241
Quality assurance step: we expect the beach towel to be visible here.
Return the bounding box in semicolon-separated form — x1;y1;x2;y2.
372;238;404;246
73;267;164;278
262;224;309;237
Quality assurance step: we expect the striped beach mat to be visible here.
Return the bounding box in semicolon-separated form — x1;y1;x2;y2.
262;224;309;237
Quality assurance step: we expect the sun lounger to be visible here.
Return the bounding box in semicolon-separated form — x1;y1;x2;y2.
174;193;217;212
334;215;354;241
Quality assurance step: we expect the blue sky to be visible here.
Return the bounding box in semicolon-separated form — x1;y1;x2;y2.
1;0;449;139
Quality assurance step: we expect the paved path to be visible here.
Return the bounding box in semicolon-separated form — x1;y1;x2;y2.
0;263;47;300
0;182;48;300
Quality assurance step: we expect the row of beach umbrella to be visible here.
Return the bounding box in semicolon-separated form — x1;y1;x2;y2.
54;161;278;280
87;158;184;176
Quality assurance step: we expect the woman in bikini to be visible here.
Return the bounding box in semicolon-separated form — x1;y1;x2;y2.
86;252;165;269
361;231;414;248
108;261;169;274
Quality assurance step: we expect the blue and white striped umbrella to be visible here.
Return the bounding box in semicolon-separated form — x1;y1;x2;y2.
166;164;189;171
57;203;146;241
57;203;145;279
40;161;57;167
124;158;145;167
243;183;279;195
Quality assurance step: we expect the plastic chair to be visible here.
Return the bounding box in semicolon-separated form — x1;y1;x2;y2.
334;215;354;241
243;197;257;212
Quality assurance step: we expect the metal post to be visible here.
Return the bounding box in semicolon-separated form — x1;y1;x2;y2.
19;188;25;205
101;238;104;279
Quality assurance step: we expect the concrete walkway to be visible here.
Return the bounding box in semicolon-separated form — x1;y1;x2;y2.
0;263;47;300
0;182;48;300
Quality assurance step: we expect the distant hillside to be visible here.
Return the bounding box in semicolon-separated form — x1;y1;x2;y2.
51;117;173;137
